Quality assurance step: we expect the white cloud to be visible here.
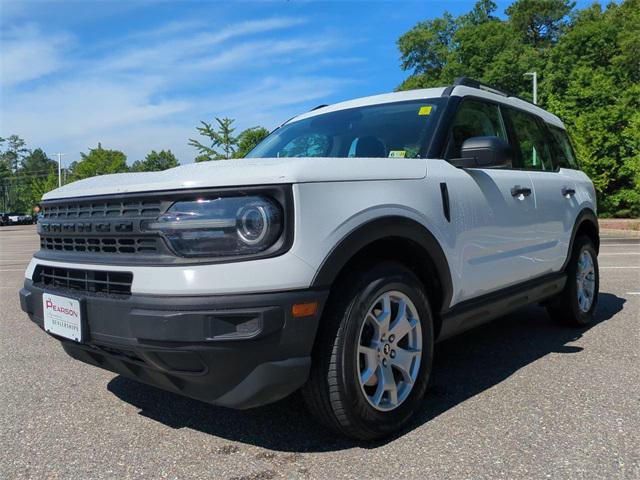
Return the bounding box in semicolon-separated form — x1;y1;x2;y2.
7;77;190;138
187;37;335;72
95;17;307;73
206;76;354;118
1;14;354;165
0;24;71;87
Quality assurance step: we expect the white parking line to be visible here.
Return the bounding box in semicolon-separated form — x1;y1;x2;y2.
598;253;640;256
0;236;38;238
0;250;39;253
601;244;640;247
627;292;640;295
600;266;640;269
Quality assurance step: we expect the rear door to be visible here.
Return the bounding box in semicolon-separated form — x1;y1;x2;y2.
547;126;586;266
504;108;579;273
440;98;540;302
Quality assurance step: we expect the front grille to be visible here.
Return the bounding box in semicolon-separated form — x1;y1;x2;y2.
40;236;159;254
33;265;133;296
42;200;162;220
37;195;173;261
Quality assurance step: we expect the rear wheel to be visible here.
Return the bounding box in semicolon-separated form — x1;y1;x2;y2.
302;261;433;440
547;236;599;326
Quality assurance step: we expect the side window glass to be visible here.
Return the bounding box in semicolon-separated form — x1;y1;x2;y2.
445;100;508;159
279;134;330;157
547;130;570;169
507;109;554;171
549;126;579;169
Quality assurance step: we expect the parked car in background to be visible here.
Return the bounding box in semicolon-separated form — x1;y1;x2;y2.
0;212;9;226
7;213;34;225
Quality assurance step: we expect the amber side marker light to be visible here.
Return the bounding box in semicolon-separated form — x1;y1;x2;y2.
292;302;318;318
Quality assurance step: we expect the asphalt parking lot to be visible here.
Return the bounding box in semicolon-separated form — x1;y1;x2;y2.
1;225;638;479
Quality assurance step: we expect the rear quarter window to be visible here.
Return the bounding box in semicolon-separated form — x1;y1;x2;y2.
505;108;554;171
548;126;580;170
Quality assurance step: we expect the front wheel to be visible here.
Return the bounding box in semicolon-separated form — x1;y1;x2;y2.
547;236;599;326
302;262;434;440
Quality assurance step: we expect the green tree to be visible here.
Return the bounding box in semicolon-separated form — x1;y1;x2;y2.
0;139;61;211
0;156;11;211
20;148;57;179
71;143;128;181
31;172;60;206
505;0;574;46
0;135;29;172
447;17;540;96
543;0;640;216
0;136;41;211
397;0;545;99
234;127;270;158
131;150;179;172
397;0;639;216
14;149;57;211
460;0;498;26
397;12;457;89
190;117;238;161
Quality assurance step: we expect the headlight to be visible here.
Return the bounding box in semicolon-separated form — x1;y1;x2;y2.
143;195;283;257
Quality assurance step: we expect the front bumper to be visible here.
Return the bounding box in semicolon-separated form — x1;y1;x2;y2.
20;280;327;409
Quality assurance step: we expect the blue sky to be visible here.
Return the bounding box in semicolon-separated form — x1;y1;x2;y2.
1;0;592;166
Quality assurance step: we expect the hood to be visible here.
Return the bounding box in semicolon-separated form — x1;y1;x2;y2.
43;157;427;200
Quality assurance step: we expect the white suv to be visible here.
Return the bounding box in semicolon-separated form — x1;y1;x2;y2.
20;77;599;440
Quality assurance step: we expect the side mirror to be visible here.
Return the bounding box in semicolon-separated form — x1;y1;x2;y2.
450;136;513;169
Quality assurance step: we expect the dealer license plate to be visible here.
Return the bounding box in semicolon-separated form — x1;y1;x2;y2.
42;292;83;342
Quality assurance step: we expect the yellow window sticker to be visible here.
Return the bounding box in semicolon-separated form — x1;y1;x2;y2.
418;105;432;116
389;150;406;158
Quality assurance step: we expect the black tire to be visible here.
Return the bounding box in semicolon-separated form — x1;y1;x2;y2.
302;261;434;440
547;236;599;326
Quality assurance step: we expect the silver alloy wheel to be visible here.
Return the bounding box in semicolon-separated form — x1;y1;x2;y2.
357;291;422;412
576;250;596;313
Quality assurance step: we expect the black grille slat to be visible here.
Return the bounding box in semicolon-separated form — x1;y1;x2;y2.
40;236;159;254
43;201;162;220
34;265;132;296
41;276;133;287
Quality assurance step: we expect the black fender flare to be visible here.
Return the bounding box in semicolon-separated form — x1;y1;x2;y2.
310;216;453;313
561;208;599;271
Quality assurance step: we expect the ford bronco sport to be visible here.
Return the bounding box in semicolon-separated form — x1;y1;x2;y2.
20;77;599;440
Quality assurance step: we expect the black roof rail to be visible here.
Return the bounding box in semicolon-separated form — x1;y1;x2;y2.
443;77;509;98
310;104;329;111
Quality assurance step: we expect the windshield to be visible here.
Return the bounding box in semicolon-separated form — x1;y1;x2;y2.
246;99;445;159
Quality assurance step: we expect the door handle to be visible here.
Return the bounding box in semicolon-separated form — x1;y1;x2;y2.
511;185;532;197
562;187;576;197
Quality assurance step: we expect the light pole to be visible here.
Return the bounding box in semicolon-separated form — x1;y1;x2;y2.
55;153;66;188
524;72;537;105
